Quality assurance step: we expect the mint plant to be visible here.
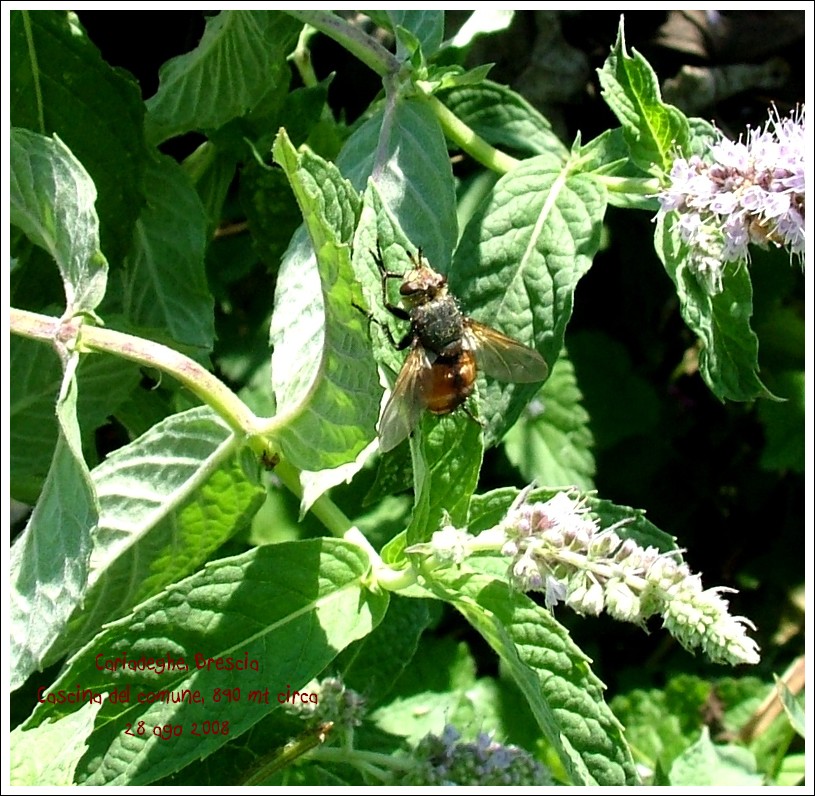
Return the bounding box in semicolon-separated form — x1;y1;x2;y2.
10;10;803;787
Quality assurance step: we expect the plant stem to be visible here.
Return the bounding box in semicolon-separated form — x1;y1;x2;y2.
422;91;520;174
274;458;352;537
310;746;414;777
240;721;337;785
22;11;46;135
286;11;399;78
599;175;662;195
285;13;521;177
12;308;412;578
290;24;320;88
273;459;416;589
10;307;259;437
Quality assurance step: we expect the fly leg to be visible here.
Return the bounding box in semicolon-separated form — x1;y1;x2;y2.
352;241;412;349
353;245;412;351
371;241;409;321
353;301;412;350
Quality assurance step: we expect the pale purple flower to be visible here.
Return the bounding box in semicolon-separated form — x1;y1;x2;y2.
412;487;760;665
658;106;805;293
497;491;760;665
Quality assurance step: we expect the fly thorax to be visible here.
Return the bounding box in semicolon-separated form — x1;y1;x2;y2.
412;296;465;355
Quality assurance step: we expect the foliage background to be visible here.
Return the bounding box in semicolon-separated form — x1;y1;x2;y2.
54;5;804;683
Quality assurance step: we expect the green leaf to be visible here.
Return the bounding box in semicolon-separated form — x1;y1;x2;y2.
423;62;495;92
504;351;595;490
669;727;762;786
611;676;711;774
372;691;490;754
369;639;481;745
28;539;388;786
145;10;302;144
439;571;639;785
597;20;689;173
451;155;607;445
393;25;424;68
299;451;378;519
10;10;146;266
407;408;484;546
438;80;568;158
11;338;140;503
10;128;108;314
11;698;104;785
656;215;772;401
336;98;458;269
338;596;432;706
465;486;523;531
113;381;180;441
371;10;444;58
192;146;240;238
10;337;63;501
716;677;795;778
389;635;477;697
204;67;292;161
241;163;315;270
269;129;379;474
588;496;677;552
279;79;334;148
776;677;805;737
687;116;719;156
44;407;265;665
576;128;631;175
396;11;444;57
777;754;805;787
122;154;214;354
576;128;660;210
10;239;67;312
11;357;98;690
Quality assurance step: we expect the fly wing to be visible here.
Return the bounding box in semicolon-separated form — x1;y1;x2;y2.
465;320;548;383
377;346;430;452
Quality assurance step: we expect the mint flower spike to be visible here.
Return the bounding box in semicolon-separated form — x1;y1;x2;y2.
415;489;759;666
658;105;805;294
399;724;551;786
494;490;760;666
285;675;366;734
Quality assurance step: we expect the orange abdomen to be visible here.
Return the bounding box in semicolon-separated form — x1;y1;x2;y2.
421;352;477;415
